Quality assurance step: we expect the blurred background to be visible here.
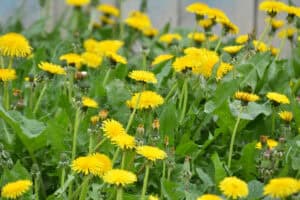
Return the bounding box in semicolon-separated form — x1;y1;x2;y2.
0;0;299;35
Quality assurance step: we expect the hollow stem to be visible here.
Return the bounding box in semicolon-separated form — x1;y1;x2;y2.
60;168;66;188
214;35;223;52
179;79;188;124
88;133;94;154
227;115;241;169
165;82;178;102
71;108;81;161
34;175;39;200
275;37;286;60
79;176;90;200
121;150;126;169
116;186;123;200
93;138;107;152
102;68;111;86
125;91;142;132
141;163;150;200
271;108;276;135
67;68;74;104
8;57;13;69
3;82;9;110
33;82;48;115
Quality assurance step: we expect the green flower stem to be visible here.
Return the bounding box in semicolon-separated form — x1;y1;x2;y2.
116;186;123;200
79;176;90;200
0;56;4;67
258;19;271;42
275;37;286;60
117;0;124;39
179;79;188;124
167;168;172;180
88;133;94;154
68;69;74;104
165;82;178;102
160;161;166;198
142;51;147;70
29;86;34;111
93;138;108;152
33;82;48;115
112;147;121;166
227;115;241;170
271;108;276;135
60;168;66;188
125;91;142;132
71;108;81;161
7;57;13;69
121;150;126;169
102;68;111;86
214;35;223;52
141;163;150;200
3;82;9;110
34;176;39;200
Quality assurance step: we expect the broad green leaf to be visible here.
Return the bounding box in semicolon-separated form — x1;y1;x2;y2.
246;180;264;200
230;101;272;120
238;142;257;180
196;168;214;187
159;102;178;145
162;179;185;200
204;79;240;113
105;79;131;106
211;152;226;185
0;161;30;186
0;105;46;153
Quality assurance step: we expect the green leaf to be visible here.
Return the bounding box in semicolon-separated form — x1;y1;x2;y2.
0;105;46;153
159;102;178;145
246;180;264;200
211;152;226;185
196;168;214;187
204;79;240;113
161;179;185;200
230;101;272;120
0;161;31;186
238;142;257;180
105;79;131;106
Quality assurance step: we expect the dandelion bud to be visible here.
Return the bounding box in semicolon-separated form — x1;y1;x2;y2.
90;115;100;125
152;119;160;130
137;124;145;135
75;71;88;80
98;109;108;120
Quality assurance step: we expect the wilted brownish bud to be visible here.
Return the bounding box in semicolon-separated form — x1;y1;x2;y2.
13;89;22;97
152;118;160;130
16;99;25;110
164;136;169;146
260;135;268;146
137;124;144;135
98;109;108;120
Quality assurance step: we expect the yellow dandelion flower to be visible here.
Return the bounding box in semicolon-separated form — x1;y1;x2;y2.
125;11;152;31
197;194;222;200
206;8;230;22
97;4;119;17
81;52;102;68
264;177;299;198
236;34;249;44
103;169;137;186
1;180;32;199
60;53;83;69
107;53;127;64
270;46;279;56
136;145;167;161
188;32;206;43
259;1;287;16
172;56;191;72
278;111;293;122
256;139;278;149
198;18;214;29
235;91;260;102
128;70;157;84
65;0;90;6
82;96;98;108
100;15;116;25
219;177;248;199
266;18;285;29
96;40;124;56
0;32;32;58
283;5;300;17
152;54;174;66
278;27;297;39
126;91;164;109
0;69;17;81
266;92;290;104
84;38;99;53
142;27;159;37
253;40;269;52
159;33;182;44
149;195;159;200
223;45;244;54
186;2;209;15
216;62;233;80
111;133;136;150
221;21;239;34
71;153;112;176
38;62;66;75
101;119;126;139
209;34;218;42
